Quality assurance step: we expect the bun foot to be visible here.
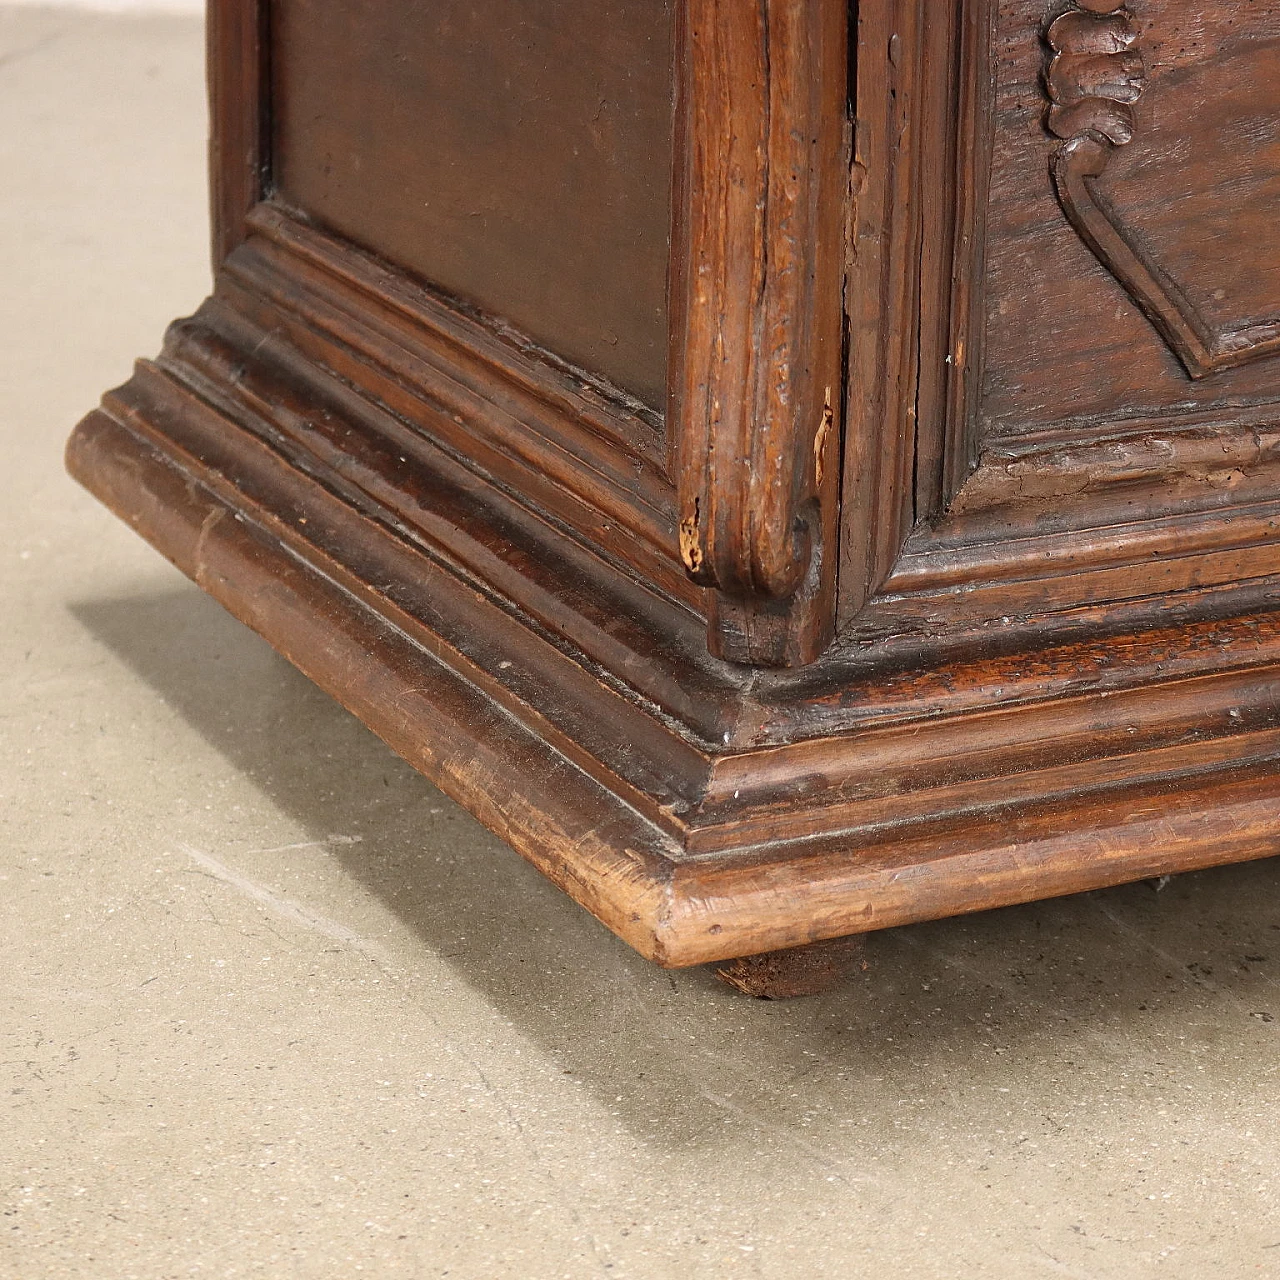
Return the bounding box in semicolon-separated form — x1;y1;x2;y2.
713;935;866;999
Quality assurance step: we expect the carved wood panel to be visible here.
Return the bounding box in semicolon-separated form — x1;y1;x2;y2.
981;0;1280;441
1046;1;1280;379
851;0;1280;624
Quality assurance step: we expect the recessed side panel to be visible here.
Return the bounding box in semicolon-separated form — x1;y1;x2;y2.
270;0;674;413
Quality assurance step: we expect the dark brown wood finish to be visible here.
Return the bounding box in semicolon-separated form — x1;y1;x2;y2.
670;0;848;665
64;389;1280;964
207;0;268;266
840;0;995;620
271;0;675;415
67;0;1280;979
982;0;1280;438
1045;2;1280;379
715;936;867;999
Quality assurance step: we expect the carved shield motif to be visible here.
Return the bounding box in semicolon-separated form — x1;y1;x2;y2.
1046;1;1280;379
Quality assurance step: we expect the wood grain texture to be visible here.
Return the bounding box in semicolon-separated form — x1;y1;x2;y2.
65;383;1280;965
65;406;684;963
207;0;267;266
65;0;1280;974
271;0;675;412
224;207;694;612
839;0;994;623
670;0;847;666
841;0;1280;642
1045;1;1280;378
981;0;1280;439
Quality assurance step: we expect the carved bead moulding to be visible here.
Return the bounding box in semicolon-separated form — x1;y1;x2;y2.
1043;0;1280;378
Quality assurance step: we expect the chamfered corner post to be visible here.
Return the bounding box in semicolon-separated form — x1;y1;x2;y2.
669;0;849;668
713;935;868;999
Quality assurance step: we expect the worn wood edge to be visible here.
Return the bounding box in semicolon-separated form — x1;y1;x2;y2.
840;0;927;618
92;360;728;819
837;0;995;604
670;0;846;665
66;399;1280;969
753;598;1280;746
945;432;1280;524
175;284;700;623
141;319;744;754
65;405;691;966
886;438;1280;610
981;401;1280;455
876;540;1280;626
895;496;1280;590
661;763;1280;965
692;712;1280;854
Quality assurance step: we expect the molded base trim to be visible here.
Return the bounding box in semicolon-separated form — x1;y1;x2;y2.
67;356;1280;966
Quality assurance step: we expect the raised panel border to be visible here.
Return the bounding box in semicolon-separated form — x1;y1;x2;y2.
840;0;1280;640
670;0;848;665
839;0;995;622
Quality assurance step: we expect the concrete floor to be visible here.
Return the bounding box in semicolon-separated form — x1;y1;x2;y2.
3;9;1280;1278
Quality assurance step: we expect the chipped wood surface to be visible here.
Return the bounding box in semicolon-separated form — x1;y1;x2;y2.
65;0;1280;974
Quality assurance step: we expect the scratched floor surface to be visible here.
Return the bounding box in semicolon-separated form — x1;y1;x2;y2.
3;9;1280;1279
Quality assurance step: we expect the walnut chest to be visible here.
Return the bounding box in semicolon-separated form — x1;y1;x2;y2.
68;0;1280;980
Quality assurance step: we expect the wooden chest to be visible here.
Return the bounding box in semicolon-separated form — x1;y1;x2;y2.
68;0;1280;987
